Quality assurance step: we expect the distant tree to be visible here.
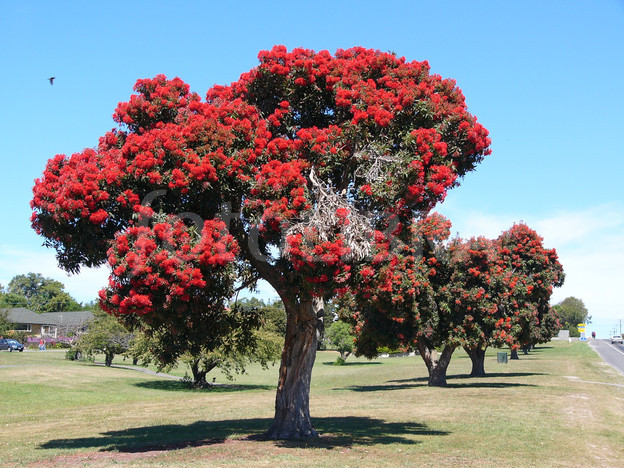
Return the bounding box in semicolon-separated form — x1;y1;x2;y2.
0;309;12;337
6;273;82;312
81;300;102;311
232;298;286;335
324;320;355;363
553;297;590;338
0;293;28;309
537;306;562;344
261;300;287;338
180;326;282;387
77;309;133;366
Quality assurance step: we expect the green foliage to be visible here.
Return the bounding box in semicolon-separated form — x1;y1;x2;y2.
233;297;287;337
181;327;282;386
333;357;346;366
124;299;283;386
553;297;590;337
76;309;133;366
1;273;82;312
261;300;287;337
324;320;355;360
0;309;11;337
0;292;28;309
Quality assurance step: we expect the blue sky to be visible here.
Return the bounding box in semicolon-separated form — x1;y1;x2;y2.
0;0;622;337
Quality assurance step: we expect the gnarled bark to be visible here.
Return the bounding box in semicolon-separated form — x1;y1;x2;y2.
265;296;324;439
464;346;487;377
416;336;456;387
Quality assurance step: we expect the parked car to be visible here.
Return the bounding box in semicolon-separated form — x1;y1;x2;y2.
0;338;25;352
611;335;624;344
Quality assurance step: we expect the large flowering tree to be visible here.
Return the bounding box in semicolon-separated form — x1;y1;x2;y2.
31;46;491;438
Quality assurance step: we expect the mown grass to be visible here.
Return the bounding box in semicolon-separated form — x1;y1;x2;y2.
1;342;623;467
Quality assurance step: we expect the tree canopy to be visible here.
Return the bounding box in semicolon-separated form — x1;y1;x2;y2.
324;319;355;363
31;46;491;438
76;308;133;366
553;297;590;337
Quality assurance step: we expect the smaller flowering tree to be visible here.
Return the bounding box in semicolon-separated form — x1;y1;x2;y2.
495;223;565;359
342;213;462;386
446;236;511;376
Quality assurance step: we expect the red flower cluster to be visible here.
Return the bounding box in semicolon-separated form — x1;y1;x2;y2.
246;159;311;235
113;75;200;133
284;226;352;296
100;218;238;317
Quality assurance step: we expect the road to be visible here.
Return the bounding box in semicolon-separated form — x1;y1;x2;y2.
590;339;624;375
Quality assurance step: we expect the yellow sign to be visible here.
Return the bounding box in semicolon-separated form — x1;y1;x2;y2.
577;323;586;328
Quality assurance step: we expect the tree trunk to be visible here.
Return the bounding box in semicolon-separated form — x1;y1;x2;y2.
190;359;207;387
265;297;323;439
522;346;530;355
510;348;519;360
104;351;114;367
416;336;456;387
464;346;487;377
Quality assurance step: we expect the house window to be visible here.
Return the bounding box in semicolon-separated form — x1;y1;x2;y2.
13;324;32;332
41;326;58;338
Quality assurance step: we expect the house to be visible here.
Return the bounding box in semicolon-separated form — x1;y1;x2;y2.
1;307;93;340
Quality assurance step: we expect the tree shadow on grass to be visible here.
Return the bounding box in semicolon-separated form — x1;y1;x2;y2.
343;372;543;392
38;417;448;453
321;361;382;366
389;372;545;384
134;380;275;393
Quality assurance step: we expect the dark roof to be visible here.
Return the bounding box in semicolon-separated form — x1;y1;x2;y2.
2;308;93;326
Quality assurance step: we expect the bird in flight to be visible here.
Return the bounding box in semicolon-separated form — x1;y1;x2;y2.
48;77;55;85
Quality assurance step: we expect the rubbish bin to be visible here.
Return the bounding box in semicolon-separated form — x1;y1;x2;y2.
497;352;508;364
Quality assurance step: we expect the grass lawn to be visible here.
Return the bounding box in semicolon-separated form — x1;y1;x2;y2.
1;341;623;467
